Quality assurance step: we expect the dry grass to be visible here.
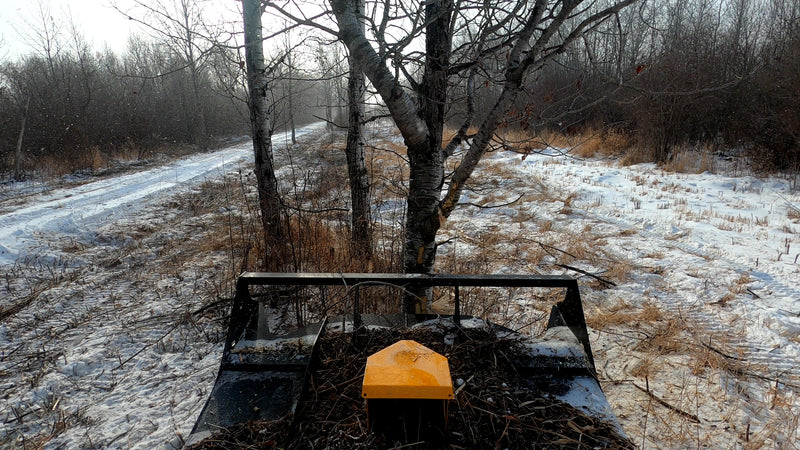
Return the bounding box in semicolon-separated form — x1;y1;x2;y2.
590;289;800;448
491;127;633;158
788;206;800;222
571;128;633;158
441;125;479;149
586;299;667;331
493;129;549;154
8;138;235;181
619;145;656;166
662;145;717;174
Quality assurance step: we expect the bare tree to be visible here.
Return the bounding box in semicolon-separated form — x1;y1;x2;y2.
314;41;347;130
243;0;286;270
284;28;298;144
13;97;30;180
113;0;217;147
344;0;372;261
331;0;638;310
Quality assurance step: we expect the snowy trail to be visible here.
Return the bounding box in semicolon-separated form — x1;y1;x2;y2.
0;124;323;265
0;124;324;449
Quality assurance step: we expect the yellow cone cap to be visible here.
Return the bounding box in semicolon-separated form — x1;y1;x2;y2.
362;340;454;400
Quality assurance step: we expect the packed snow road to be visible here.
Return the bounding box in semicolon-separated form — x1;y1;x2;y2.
0;125;323;266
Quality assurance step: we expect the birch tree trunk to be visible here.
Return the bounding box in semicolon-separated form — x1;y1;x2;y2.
14;98;31;181
344;0;372;261
243;0;285;270
287;44;297;145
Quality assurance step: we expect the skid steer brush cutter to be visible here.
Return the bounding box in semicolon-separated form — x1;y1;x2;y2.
185;273;625;448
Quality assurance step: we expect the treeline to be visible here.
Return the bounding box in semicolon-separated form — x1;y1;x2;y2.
3;0;799;179
0;21;327;179
512;0;800;170
0;35;240;176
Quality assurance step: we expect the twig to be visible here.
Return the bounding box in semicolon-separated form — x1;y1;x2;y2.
632;382;700;423
495;415;512;450
394;441;426;449
192;297;232;316
280;203;349;214
0;343;24;362
556;264;617;287
701;342;746;361
0;285;48;321
461;193;525;209
536;241;578;259
454;374;475;396
113;319;183;371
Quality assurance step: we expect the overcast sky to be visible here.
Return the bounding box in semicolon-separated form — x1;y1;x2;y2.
0;0;248;61
0;0;138;58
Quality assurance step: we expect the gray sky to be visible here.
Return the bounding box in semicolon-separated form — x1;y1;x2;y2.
0;0;246;60
0;0;136;58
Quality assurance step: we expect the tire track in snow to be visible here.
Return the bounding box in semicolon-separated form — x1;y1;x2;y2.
571;206;800;383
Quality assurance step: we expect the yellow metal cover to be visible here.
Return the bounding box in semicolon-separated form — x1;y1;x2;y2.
362;340;454;400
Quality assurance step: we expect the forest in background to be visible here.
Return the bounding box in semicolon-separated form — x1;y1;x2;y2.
1;0;799;179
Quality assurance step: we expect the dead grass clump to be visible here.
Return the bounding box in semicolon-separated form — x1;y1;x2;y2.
368;138;410;197
538;219;554;233
493;127;633;159
662;145;717;174
630;355;659;379
587;300;673;336
619;146;656;166
711;273;755;306
533;128;572;149
441;126;479;149
586;299;636;329
284;215;395;274
600;259;633;285
560;232;604;263
686;341;749;379
633;318;685;355
570;133;604;158
787;206;800;222
688;346;721;376
601;129;634;155
572;128;633;158
494;129;549;154
37;148;109;178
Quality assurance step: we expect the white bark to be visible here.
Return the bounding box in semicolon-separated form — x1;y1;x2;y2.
243;0;285;269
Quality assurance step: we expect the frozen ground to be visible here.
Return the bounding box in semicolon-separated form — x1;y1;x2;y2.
0;125;322;449
440;148;800;448
1;124;799;448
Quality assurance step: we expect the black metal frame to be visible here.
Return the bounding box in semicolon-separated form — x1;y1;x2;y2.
190;272;599;441
227;272;595;368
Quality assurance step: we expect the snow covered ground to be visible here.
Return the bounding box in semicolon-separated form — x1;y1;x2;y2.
0;125;323;449
1;124;799;448
440;148;800;448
